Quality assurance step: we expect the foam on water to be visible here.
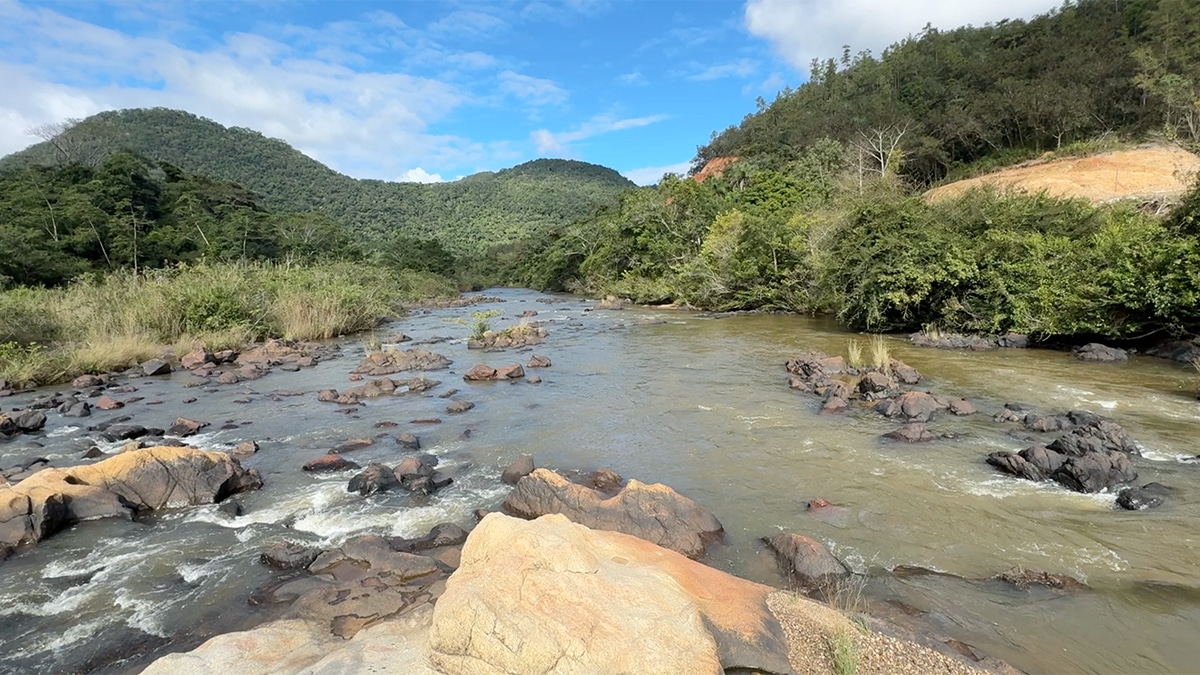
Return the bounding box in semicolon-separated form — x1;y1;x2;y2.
6;617;109;660
45;425;80;438
114;590;169;637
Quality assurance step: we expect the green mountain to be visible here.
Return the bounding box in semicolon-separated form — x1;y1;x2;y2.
0;108;634;252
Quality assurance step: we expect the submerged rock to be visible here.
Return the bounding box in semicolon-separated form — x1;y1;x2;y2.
353;349;451;376
502;468;723;558
990;566;1085;592
429;513;793;675
762;532;850;587
883;422;937;443
1116;482;1170;510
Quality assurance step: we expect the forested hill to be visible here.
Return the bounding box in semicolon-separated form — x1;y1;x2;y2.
696;0;1199;186
0;108;634;252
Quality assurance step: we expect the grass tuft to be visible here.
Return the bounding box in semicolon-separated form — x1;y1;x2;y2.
829;629;859;675
868;335;891;374
847;339;864;369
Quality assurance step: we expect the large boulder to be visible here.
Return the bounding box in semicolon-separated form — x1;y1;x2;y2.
762;533;850;587
988;413;1140;493
428;513;793;675
1074;343;1128;363
502;468;723;558
0;447;260;550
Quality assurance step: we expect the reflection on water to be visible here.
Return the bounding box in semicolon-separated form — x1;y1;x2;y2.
2;289;1200;674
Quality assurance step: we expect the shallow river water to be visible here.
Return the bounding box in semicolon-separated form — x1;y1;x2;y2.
3;288;1200;674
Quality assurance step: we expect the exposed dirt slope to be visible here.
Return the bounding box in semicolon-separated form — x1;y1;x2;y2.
694;156;738;182
926;146;1200;204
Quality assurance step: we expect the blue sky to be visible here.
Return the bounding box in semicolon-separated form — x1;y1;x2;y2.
0;0;1055;185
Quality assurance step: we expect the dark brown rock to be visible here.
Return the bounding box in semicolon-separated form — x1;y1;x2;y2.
303;454;360;472
261;542;321;570
166;417;208;437
1074;343;1128;363
527;355;551;368
141;359;172;376
762;533;850;587
396;433;420;450
348;463;402;496
500;455;535;485
463;364;498;381
948;399;976;416
883;422;936;443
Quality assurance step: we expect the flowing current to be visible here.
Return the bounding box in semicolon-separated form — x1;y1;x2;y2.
2;289;1199;674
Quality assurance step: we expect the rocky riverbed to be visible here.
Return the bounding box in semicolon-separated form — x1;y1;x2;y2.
3;289;1200;674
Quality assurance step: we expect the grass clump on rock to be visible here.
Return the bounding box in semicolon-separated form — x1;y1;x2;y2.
0;261;454;387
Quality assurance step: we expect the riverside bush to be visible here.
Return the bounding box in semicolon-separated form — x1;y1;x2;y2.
0;262;455;386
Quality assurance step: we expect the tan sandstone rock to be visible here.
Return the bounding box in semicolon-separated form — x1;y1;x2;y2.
502;468;723;558
428;513;793;675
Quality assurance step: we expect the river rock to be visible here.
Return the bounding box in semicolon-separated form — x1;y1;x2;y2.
494;364;524;379
762;533;850;587
1116;482;1170;510
348;463;401;496
500;455;534;485
261;541;322;570
889;359;922;385
445;400;475;414
396;432;420;450
857;371;894;395
61;401;91;418
1024;412;1072;432
390;523;469;553
331;437;374;454
167;417;209;437
0;410;47;435
71;374;105;388
1049;413;1140;456
896;391;946;422
1074;343;1128;363
462;364;497;381
232;441;258;456
95;395;124;411
0;447;261;549
584;467;623;492
990;566;1085;591
302;454;360;473
527;354;551;368
819;396;849;414
353;349;451;376
947;399;975;416
181;349;215;370
909;331;997;350
99;424;150;442
141;359;172;376
502;468;723;558
884;422;936;443
429;513;793;675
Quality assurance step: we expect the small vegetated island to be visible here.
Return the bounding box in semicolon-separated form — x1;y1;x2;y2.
2;1;1200;674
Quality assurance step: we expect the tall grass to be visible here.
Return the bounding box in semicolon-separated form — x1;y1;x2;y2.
0;261;455;387
868;335;891;374
846;339;864;369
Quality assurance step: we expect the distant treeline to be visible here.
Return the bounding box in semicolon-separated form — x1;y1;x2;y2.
1;108;633;255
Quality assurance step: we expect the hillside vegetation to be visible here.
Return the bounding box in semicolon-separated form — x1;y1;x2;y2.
696;0;1199;186
515;0;1200;342
1;108;634;253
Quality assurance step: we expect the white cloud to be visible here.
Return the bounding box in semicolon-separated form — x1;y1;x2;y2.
744;0;1057;71
622;161;692;186
398;167;445;183
0;3;530;179
687;58;758;81
531;113;669;156
498;70;567;106
618;71;646;86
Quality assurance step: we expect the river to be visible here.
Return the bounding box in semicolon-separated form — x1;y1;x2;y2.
2;288;1199;674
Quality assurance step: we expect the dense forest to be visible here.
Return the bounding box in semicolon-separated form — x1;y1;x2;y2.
1;108;634;254
696;0;1200;185
509;0;1200;340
